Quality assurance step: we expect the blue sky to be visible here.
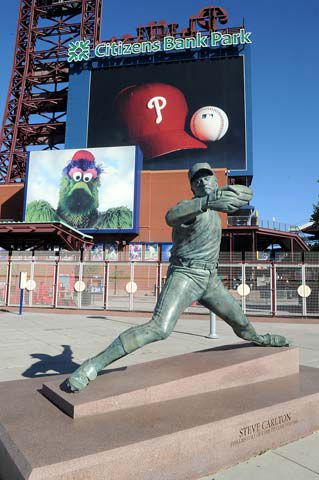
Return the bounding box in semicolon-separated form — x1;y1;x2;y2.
1;0;318;226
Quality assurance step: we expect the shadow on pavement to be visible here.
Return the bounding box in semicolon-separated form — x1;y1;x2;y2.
22;345;79;378
86;315;137;327
193;342;256;353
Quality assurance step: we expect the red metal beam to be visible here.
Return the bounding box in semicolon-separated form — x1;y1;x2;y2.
0;0;102;184
0;221;94;250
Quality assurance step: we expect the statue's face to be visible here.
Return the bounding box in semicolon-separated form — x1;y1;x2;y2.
191;172;218;197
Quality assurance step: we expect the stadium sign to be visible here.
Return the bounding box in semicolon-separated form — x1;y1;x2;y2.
67;29;252;63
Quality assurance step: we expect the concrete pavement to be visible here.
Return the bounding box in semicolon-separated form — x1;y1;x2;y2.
1;309;319;479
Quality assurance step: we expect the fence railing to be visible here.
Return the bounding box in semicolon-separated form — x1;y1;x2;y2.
227;216;306;234
0;252;318;317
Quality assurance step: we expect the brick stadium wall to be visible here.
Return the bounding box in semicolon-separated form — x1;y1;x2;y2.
0;185;24;220
136;168;228;243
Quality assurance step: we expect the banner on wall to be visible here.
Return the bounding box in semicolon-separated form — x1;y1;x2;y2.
90;243;104;261
161;243;173;262
105;243;118;261
24;146;141;233
129;244;142;262
145;244;159;261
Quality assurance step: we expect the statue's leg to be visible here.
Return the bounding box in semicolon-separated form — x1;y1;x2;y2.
67;266;205;391
199;271;289;347
118;266;203;353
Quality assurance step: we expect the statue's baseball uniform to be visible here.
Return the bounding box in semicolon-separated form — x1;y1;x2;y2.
67;163;288;392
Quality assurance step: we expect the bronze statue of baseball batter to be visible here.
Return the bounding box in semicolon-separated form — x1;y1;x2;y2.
67;162;288;392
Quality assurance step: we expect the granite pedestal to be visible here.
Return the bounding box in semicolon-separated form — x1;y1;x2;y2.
1;343;319;480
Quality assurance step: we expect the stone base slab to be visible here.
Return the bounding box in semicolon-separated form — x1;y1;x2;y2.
42;343;299;418
0;346;319;480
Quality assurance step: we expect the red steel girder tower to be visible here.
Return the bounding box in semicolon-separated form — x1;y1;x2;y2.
0;0;102;184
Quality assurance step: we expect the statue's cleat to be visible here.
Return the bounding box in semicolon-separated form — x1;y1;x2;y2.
255;333;290;347
67;359;98;392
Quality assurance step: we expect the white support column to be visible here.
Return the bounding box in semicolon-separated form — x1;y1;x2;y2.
105;262;109;310
29;262;35;307
301;264;307;317
271;263;277;316
159;263;163;294
54;261;59;308
241;262;246;314
129;262;134;311
78;262;83;310
208;312;219;339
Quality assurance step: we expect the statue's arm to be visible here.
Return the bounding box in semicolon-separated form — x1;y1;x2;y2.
165;198;207;227
207;185;253;213
165;186;253;226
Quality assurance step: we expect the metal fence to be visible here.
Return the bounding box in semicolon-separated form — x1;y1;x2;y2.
0;252;318;317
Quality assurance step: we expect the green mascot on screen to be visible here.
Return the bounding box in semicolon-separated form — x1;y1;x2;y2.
25;150;133;230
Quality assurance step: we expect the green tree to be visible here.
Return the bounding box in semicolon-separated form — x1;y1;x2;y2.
311;193;319;226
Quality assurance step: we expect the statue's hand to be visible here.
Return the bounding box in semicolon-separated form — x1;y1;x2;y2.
207;185;253;213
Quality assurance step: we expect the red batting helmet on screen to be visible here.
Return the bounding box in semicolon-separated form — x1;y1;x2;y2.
114;83;207;159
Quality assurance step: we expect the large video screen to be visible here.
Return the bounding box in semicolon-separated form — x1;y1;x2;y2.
24;146;141;233
87;56;248;172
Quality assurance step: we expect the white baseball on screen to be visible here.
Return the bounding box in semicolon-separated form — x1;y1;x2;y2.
190;106;229;142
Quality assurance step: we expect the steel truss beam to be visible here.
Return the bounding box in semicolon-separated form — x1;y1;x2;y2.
0;0;102;184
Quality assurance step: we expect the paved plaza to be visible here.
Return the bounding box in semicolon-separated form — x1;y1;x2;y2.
1;308;319;479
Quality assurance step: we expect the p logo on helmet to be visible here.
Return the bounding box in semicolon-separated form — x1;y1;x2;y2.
147;96;167;124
